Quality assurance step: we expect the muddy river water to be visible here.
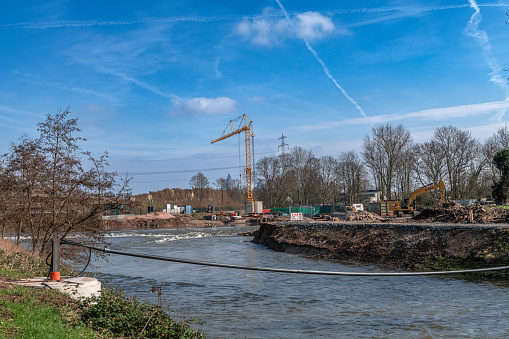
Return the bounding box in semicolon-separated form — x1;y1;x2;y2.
90;226;509;338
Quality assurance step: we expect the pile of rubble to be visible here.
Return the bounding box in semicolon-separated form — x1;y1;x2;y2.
413;200;508;223
328;211;384;222
347;211;385;222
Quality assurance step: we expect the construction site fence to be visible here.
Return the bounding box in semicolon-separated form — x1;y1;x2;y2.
106;206;244;216
106;205;347;216
270;205;346;217
193;206;244;213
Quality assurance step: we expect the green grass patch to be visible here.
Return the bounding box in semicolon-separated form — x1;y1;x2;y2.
0;285;99;339
1;297;97;338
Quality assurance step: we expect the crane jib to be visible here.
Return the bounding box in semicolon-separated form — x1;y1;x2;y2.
211;114;255;203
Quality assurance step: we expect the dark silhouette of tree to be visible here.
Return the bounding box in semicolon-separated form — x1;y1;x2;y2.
492;149;509;204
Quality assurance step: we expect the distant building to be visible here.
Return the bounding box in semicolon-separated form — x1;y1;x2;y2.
226;173;232;189
361;189;382;205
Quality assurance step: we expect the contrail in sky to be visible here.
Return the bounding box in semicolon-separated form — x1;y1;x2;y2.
3;4;509;30
323;3;509;15
465;0;509;102
275;0;368;118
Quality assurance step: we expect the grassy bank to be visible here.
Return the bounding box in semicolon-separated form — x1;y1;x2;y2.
0;238;205;338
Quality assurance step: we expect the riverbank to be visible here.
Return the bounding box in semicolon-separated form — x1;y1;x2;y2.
0;238;206;338
102;213;227;231
252;221;509;271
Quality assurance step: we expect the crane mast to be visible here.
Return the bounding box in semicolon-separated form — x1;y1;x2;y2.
211;114;254;202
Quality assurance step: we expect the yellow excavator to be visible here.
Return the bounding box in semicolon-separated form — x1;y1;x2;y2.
388;180;446;217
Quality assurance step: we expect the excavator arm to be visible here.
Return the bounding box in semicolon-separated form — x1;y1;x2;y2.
408;179;445;207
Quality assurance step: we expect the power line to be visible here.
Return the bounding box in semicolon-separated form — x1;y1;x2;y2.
61;240;509;277
119;166;241;176
110;151;277;163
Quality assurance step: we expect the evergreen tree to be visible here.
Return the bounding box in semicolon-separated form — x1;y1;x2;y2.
492;149;509;204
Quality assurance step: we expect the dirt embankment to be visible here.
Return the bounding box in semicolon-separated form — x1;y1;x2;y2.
413;200;509;223
102;212;226;231
252;222;509;270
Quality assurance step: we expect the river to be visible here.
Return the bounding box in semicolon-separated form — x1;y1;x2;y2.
90;226;509;338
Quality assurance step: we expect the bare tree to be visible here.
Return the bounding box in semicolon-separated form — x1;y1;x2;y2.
214;177;228;211
432;126;480;199
287;147;320;205
0;108;132;255
3;137;47;246
255;156;284;207
189;172;209;201
362;124;413;200
337;151;367;205
392;145;416;201
318;156;338;206
414;141;446;185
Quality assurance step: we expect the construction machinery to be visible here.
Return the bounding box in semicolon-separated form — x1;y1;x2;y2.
211;114;262;214
388;180;446;217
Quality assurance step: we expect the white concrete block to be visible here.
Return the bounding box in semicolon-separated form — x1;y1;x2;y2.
15;276;101;300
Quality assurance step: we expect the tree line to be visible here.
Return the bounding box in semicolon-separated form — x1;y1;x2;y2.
251;123;509;208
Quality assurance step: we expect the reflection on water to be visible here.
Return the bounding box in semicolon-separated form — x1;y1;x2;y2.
90;227;509;338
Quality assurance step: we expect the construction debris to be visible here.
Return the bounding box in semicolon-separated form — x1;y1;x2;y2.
348;211;386;222
329;211;385;222
413;200;509;223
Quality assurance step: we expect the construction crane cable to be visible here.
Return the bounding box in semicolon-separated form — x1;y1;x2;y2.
60;240;509;277
252;135;255;190
238;133;242;182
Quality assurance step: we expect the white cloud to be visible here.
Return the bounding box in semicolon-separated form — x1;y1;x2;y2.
291;100;509;132
236;17;290;46
236;10;336;46
170;97;237;115
295;12;335;40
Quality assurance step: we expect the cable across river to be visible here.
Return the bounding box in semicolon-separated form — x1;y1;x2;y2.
60;239;509;277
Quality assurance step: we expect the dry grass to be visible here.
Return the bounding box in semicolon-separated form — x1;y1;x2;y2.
0;238;48;280
0;238;29;254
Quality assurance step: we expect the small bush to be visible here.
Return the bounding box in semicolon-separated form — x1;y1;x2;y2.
76;288;205;338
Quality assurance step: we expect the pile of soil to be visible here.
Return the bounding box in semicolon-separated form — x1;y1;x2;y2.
122;212;175;220
413;200;509;223
102;213;222;231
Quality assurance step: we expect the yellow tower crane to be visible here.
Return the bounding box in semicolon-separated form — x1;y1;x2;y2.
211;114;255;202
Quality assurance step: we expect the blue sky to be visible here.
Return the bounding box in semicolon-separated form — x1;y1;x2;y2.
1;0;509;194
